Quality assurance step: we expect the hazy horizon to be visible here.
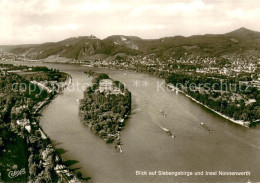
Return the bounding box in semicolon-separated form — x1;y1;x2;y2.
0;0;260;45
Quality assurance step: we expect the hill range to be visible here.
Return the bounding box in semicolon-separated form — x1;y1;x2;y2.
3;27;260;61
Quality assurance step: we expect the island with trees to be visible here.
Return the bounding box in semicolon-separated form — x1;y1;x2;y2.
79;72;131;153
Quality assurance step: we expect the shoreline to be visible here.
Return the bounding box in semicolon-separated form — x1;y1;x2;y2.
166;84;251;128
32;74;84;182
33;73;72;114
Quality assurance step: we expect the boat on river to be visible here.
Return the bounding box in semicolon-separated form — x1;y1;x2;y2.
200;122;213;132
160;126;175;138
159;110;166;117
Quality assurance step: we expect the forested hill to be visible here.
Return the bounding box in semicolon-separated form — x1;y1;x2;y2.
4;27;260;61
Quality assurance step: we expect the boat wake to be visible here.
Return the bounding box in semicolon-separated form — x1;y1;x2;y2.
160;126;175;139
200;122;213;132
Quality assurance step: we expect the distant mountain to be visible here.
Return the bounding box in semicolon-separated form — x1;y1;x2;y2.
225;27;260;39
11;35;106;60
7;27;260;60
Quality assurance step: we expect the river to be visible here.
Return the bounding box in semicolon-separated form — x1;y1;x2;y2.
2;61;260;183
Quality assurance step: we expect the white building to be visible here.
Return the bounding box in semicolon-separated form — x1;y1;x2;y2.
17;119;30;126
99;79;113;92
17;119;31;133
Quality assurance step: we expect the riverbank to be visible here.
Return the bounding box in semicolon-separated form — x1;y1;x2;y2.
31;74;85;182
0;71;83;182
34;73;72;113
166;84;251;128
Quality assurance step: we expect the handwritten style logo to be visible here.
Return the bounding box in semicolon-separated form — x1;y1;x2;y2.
8;168;26;178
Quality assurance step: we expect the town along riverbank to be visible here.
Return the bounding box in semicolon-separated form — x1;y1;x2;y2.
79;72;131;153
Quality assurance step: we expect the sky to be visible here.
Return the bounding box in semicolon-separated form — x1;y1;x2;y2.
0;0;260;44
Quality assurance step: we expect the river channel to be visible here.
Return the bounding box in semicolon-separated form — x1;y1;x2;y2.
3;61;260;183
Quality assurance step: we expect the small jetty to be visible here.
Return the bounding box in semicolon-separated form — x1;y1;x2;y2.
200;122;213;132
160;126;175;139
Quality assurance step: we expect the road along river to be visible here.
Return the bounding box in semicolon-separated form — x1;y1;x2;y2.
2;61;260;183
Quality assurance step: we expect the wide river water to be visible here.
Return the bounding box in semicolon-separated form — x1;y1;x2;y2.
3;61;260;183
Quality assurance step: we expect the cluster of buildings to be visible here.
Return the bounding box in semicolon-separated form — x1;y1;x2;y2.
98;79;123;95
13;99;81;183
79;53;257;76
41;146;81;183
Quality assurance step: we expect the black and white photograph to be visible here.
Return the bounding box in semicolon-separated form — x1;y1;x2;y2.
0;0;259;182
